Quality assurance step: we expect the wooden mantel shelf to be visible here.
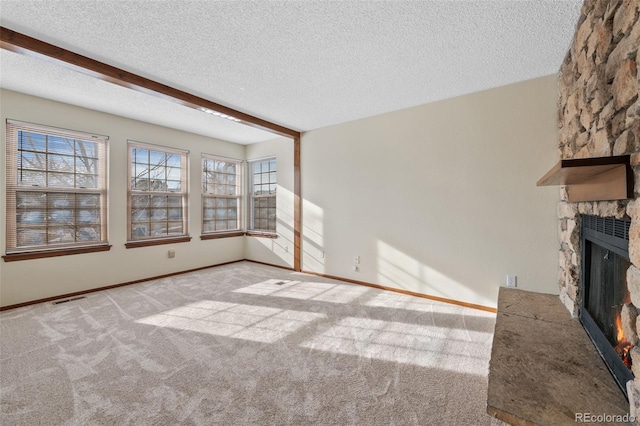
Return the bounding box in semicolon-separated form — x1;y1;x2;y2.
537;155;633;203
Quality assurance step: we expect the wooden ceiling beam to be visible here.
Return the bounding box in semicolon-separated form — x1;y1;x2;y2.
0;27;301;139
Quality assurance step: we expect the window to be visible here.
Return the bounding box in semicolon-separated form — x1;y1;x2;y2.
202;155;242;235
127;142;189;246
248;157;277;234
4;120;109;259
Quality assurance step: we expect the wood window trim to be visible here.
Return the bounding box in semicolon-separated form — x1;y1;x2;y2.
200;231;245;240
3;244;111;262
125;236;192;249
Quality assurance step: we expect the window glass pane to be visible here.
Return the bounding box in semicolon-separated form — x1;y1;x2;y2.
132;195;150;208
77;226;100;241
50;209;74;224
47;136;75;155
151;209;167;220
19;171;46;186
19;131;47;152
19;151;45;171
17;210;44;225
151;196;167;207
78;194;100;207
203;198;215;209
150;222;167;236
48;173;75;188
77;175;98;189
48;226;75;243
149;150;165;166
204;208;215;219
133;148;149;163
17;192;45;208
132;209;149;221
17;229;46;246
165;153;180;168
166;180;181;191
132;224;149;238
76;156;96;174
203;222;216;233
167;196;182;207
78;209;100;224
168;208;182;220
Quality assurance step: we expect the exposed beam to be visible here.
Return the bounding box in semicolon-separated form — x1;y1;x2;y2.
293;135;301;271
0;27;301;139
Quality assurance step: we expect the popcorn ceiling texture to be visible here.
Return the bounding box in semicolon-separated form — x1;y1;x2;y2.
556;0;639;418
0;1;582;138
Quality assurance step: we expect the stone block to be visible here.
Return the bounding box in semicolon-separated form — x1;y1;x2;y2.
613;0;639;38
580;102;595;131
622;303;639;346
578;202;594;215
628;265;640;305
591;128;613;156
607;23;640;81
613;108;629;139
558;202;578;219
588;20;613;60
575;16;593;52
566;90;580;119
560;186;569;201
612;59;638;111
600;100;616;127
614;129;633;155
575;131;590;150
604;0;624;23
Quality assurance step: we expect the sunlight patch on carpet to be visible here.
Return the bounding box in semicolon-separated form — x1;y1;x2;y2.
233;279;369;304
299;316;492;375
136;300;326;343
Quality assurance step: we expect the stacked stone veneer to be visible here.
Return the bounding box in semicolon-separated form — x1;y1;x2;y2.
557;0;640;416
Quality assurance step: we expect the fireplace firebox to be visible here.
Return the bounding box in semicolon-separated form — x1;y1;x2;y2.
581;215;634;398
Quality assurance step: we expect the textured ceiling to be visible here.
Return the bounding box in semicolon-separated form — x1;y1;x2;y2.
0;0;583;144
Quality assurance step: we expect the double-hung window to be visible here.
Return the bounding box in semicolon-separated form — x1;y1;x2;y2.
202;155;242;236
127;142;189;246
5;120;109;259
247;157;277;234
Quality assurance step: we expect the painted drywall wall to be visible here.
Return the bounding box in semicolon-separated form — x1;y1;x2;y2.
0;89;246;307
244;137;295;268
301;75;561;309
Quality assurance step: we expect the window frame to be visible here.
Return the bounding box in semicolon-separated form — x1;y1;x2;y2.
3;119;110;261
201;154;244;239
247;157;277;236
126;141;190;248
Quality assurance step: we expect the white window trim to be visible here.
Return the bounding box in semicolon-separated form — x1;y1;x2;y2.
127;140;189;244
247;156;277;235
5;119;109;255
201;154;243;235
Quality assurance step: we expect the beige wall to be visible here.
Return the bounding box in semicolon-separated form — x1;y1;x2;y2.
0;89;246;307
244;137;295;268
301;75;561;308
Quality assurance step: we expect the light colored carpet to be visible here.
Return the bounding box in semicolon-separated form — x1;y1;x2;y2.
1;261;500;425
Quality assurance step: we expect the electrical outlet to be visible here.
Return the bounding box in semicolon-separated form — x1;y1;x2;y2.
354;256;360;265
168;250;176;259
353;265;359;272
506;275;517;288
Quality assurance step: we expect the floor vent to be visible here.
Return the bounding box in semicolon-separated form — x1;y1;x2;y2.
52;296;86;305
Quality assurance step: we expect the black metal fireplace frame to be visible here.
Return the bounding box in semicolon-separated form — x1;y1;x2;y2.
580;215;633;399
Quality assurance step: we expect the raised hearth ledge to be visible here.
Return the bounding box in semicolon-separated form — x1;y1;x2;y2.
488;287;630;426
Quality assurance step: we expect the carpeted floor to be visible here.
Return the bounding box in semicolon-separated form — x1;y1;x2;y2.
1;261;501;425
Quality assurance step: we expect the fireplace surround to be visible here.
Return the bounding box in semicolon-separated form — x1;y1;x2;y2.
556;0;639;415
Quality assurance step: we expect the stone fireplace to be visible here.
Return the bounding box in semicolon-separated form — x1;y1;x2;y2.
557;0;639;415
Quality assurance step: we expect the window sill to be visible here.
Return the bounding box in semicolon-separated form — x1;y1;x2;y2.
246;231;278;239
125;236;192;249
3;244;112;262
200;232;245;240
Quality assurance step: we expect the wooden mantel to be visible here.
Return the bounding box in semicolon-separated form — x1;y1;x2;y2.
537;155;633;203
